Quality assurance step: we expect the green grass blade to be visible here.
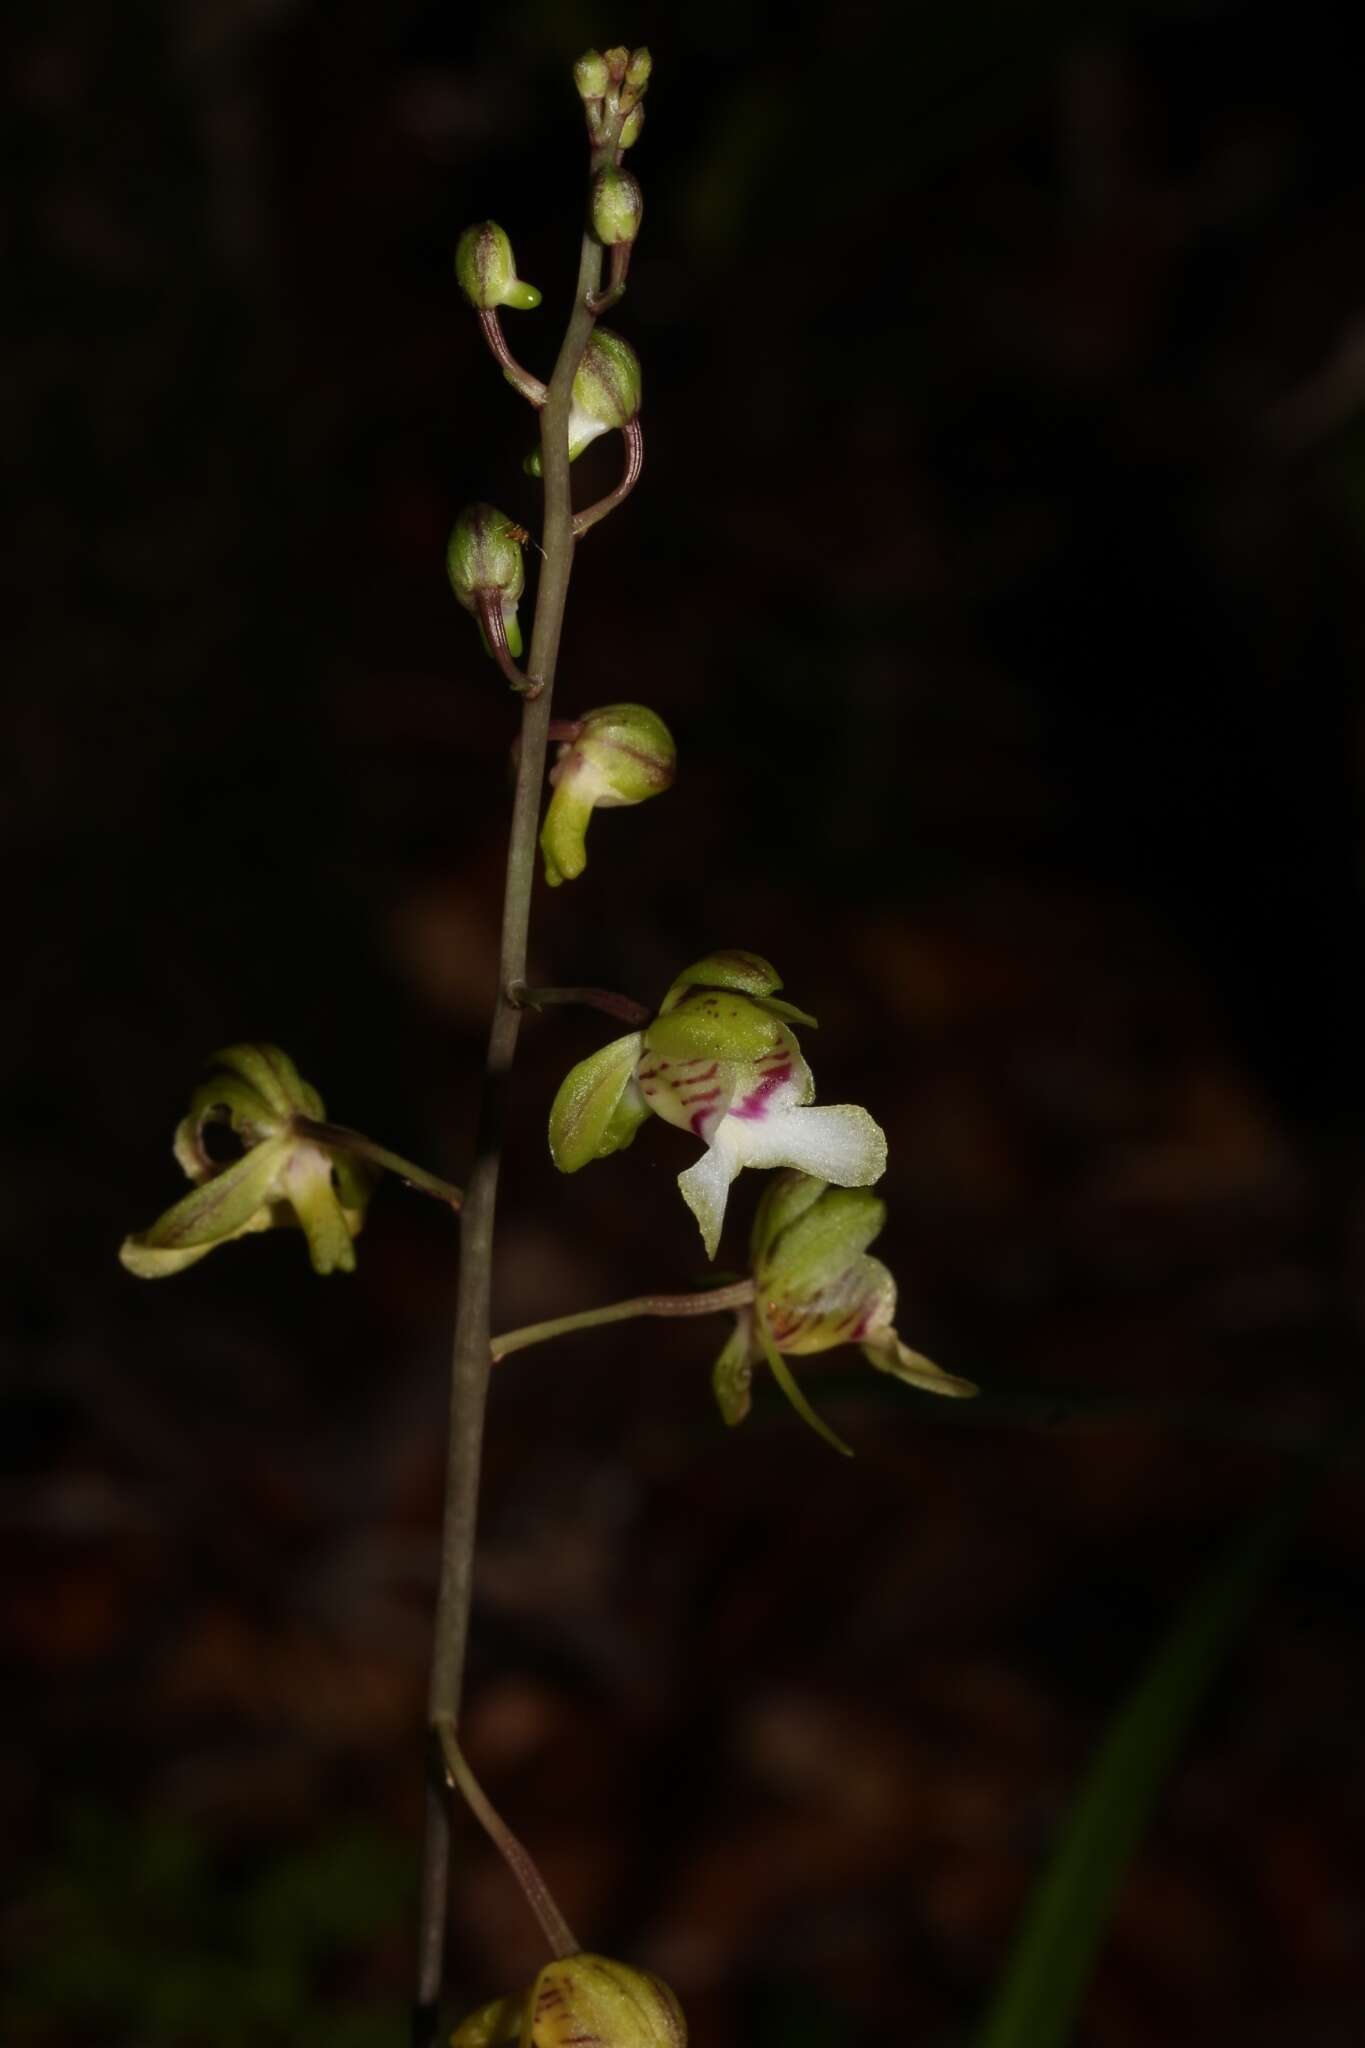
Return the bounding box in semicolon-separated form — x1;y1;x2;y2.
974;1494;1301;2048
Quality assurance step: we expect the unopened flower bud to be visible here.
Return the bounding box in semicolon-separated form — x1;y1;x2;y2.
625;47;652;92
603;45;630;84
541;702;675;887
447;503;527;659
452;1955;686;2048
525;328;641;476
619;103;645;149
574;50;609;100
455;221;541;312
591;166;643;247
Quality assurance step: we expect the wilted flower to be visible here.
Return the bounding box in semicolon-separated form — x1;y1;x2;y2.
712;1171;977;1453
120;1045;372;1278
452;1954;685;2048
548;952;886;1258
541;703;675;886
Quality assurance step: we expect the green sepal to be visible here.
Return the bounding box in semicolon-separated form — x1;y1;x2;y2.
205;1044;319;1120
761;1184;887;1290
754;1311;854;1458
174;1073;278;1176
548;1032;646;1172
658;950;784;1012
750;1170;830;1265
711;1318;755;1427
450;1992;525;2048
121;1132;291;1269
863;1335;978;1399
644;990;783;1065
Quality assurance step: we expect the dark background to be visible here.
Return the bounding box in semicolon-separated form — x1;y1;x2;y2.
7;1;1365;2043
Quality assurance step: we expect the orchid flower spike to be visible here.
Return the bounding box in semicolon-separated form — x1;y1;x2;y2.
541;703;676;886
120;1045;373;1278
548;951;887;1258
712;1171;977;1455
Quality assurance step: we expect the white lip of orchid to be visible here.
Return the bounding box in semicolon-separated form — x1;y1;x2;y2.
637;1035;888;1259
566;406;612;461
554;747;628;812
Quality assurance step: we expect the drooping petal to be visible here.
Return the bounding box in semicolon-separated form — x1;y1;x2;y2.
118;1206;274;1278
753;1310;854;1457
676;1123;745;1258
548;1032;647;1171
736;1102;887;1187
119;1133;292;1276
863;1333;978;1399
285;1144;362;1275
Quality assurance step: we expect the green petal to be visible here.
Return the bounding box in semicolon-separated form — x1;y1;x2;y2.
207;1045;317;1119
863;1333;977;1399
761;1185;887;1289
711;1317;756;1426
540;782;595;887
120;1205;274;1278
285;1148;360;1275
548;1033;646;1172
128;1134;292;1253
754;1311;854;1457
749;1170;829;1265
658;950;783;1014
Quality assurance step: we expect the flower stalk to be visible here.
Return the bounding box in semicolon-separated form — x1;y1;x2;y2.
491;1279;756;1362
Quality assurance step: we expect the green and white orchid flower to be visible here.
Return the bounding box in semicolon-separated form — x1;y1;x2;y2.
548;952;887;1259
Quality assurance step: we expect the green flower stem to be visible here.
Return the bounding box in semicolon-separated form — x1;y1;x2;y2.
290;1116;464;1210
491;1279;756;1362
476;307;548;406
434;1716;578;1962
508;980;652;1027
572;416;644;539
413;114;627;2048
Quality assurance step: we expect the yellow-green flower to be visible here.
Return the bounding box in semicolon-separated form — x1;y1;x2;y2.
452;1954;685;2048
540;703;675;886
120;1045;372;1278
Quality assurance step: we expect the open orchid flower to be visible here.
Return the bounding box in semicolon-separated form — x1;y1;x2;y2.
120;1045;373;1278
548;951;887;1258
711;1170;977;1454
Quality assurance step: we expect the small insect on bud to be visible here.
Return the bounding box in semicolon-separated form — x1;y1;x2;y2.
541;702;676;887
447;503;527;660
455;222;541;312
451;1955;686;2048
574;49;609;100
525;328;641;475
591;166;643;247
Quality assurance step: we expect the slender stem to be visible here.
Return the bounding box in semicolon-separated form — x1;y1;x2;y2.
292;1116;464;1210
435;1716;578;1961
585;240;632;315
491;1279;756;1362
508;981;651;1027
413;128;621;2048
477;308;547;406
572;418;644;539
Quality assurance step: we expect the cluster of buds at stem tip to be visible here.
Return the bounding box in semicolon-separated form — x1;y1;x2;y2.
120;1046;374;1279
541;703;676;887
447;503;528;681
452;1954;685;2048
713;1171;978;1456
548;952;887;1259
574;46;651;151
524;328;641;475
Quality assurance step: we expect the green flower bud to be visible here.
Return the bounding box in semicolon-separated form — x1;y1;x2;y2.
446;503;527;660
602;46;630;84
525;329;642;476
574;50;609;100
619;103;645;149
452;1955;686;2048
625;48;652;93
120;1046;373;1279
541;702;675;887
591;167;643;248
455;221;541;312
